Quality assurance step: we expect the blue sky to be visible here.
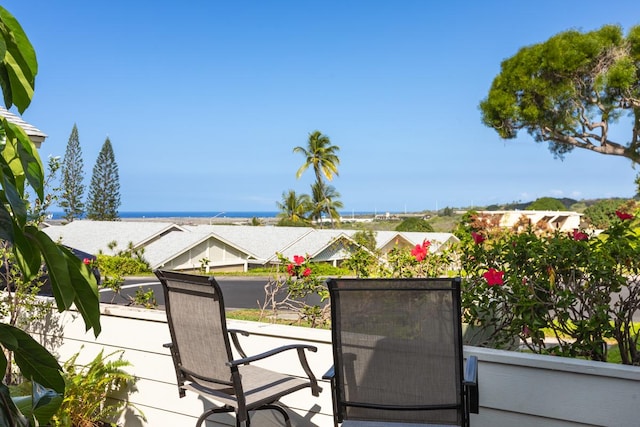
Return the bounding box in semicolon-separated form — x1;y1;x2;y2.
5;1;639;213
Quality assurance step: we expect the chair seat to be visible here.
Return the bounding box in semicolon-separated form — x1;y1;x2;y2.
184;364;311;410
342;421;458;427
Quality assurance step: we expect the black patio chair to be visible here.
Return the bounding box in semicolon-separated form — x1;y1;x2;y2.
324;277;478;427
155;269;322;427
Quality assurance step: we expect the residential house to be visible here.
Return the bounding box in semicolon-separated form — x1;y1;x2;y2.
42;221;459;273
475;210;582;233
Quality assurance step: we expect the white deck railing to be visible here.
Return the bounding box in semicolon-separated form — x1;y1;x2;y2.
31;304;640;427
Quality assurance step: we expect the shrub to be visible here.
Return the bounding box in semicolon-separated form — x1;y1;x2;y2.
96;255;149;276
260;254;330;327
52;350;144;426
395;217;434;232
458;209;640;364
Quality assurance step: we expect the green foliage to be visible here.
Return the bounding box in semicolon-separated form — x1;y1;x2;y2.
480;24;640;163
310;180;343;227
459;214;640;364
342;230;379;278
440;206;454;216
12;382;62;426
395;216;434;232
276;190;311;225
260;254;330;328
293;130;342;228
352;230;377;251
293;130;340;182
96;254;149;277
526;197;567;211
0;6;101;424
52;350;144;426
382;241;453;279
131;287;157;309
59;124;85;222
96;248;154;308
86;137;120;221
583;198;633;228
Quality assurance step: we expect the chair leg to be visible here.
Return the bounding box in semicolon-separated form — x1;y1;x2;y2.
196;406;235;427
257;404;291;426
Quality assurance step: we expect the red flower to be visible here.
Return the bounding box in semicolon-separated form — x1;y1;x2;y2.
82;258;91;265
286;264;295;276
293;255;305;265
616;211;633;221
411;240;430;262
302;267;311;277
483;268;504;286
572;229;588;241
471;232;485;244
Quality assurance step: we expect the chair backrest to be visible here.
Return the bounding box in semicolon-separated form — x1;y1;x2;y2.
328;277;465;425
155;270;235;392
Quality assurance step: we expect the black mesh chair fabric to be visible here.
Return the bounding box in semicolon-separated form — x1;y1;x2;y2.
327;277;477;427
156;270;321;427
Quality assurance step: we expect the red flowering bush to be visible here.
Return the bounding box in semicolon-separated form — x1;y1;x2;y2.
260;253;329;327
381;239;453;278
459;211;640;364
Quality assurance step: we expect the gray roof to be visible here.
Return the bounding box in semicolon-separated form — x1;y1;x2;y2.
276;229;354;261
43;221;460;270
42;220;185;255
142;231;215;268
370;231;459;252
184;225;314;260
0;106;47;146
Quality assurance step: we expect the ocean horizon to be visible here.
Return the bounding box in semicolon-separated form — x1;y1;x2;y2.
48;210;388;220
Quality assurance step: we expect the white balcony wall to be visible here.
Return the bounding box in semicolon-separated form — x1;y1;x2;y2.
31;304;640;427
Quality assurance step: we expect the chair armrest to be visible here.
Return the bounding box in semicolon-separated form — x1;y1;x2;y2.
228;344;322;396
323;365;334;380
227;343;317;366
463;355;479;414
228;329;249;358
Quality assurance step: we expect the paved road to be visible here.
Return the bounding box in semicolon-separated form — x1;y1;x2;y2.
99;276;324;310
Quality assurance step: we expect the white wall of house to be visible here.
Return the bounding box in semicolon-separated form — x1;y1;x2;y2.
32;304;640;427
162;238;252;272
477;210;582;232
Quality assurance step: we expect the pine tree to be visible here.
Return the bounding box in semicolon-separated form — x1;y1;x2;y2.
86;137;121;220
59;124;85;222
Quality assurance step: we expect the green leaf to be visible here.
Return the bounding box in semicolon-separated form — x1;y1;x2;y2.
0;383;29;427
27;227;75;310
13;382;62;426
0;204;13;242
5;120;44;199
0;152;26;227
61;245;102;336
0;344;7;377
2;51;33;111
0;323;64;393
11;223;41;283
0;6;37;113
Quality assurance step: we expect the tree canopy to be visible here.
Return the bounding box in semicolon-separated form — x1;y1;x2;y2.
395;217;434;232
293;130;340;182
583;198;634;228
526;197;567;211
276;189;311;225
59;124;85;222
86;137;121;221
480;24;640;163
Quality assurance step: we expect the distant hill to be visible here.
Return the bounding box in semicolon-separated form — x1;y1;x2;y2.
483;197;627;212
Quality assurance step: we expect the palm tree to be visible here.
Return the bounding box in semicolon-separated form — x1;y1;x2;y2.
293;130;340;183
311;181;343;227
276;190;312;225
